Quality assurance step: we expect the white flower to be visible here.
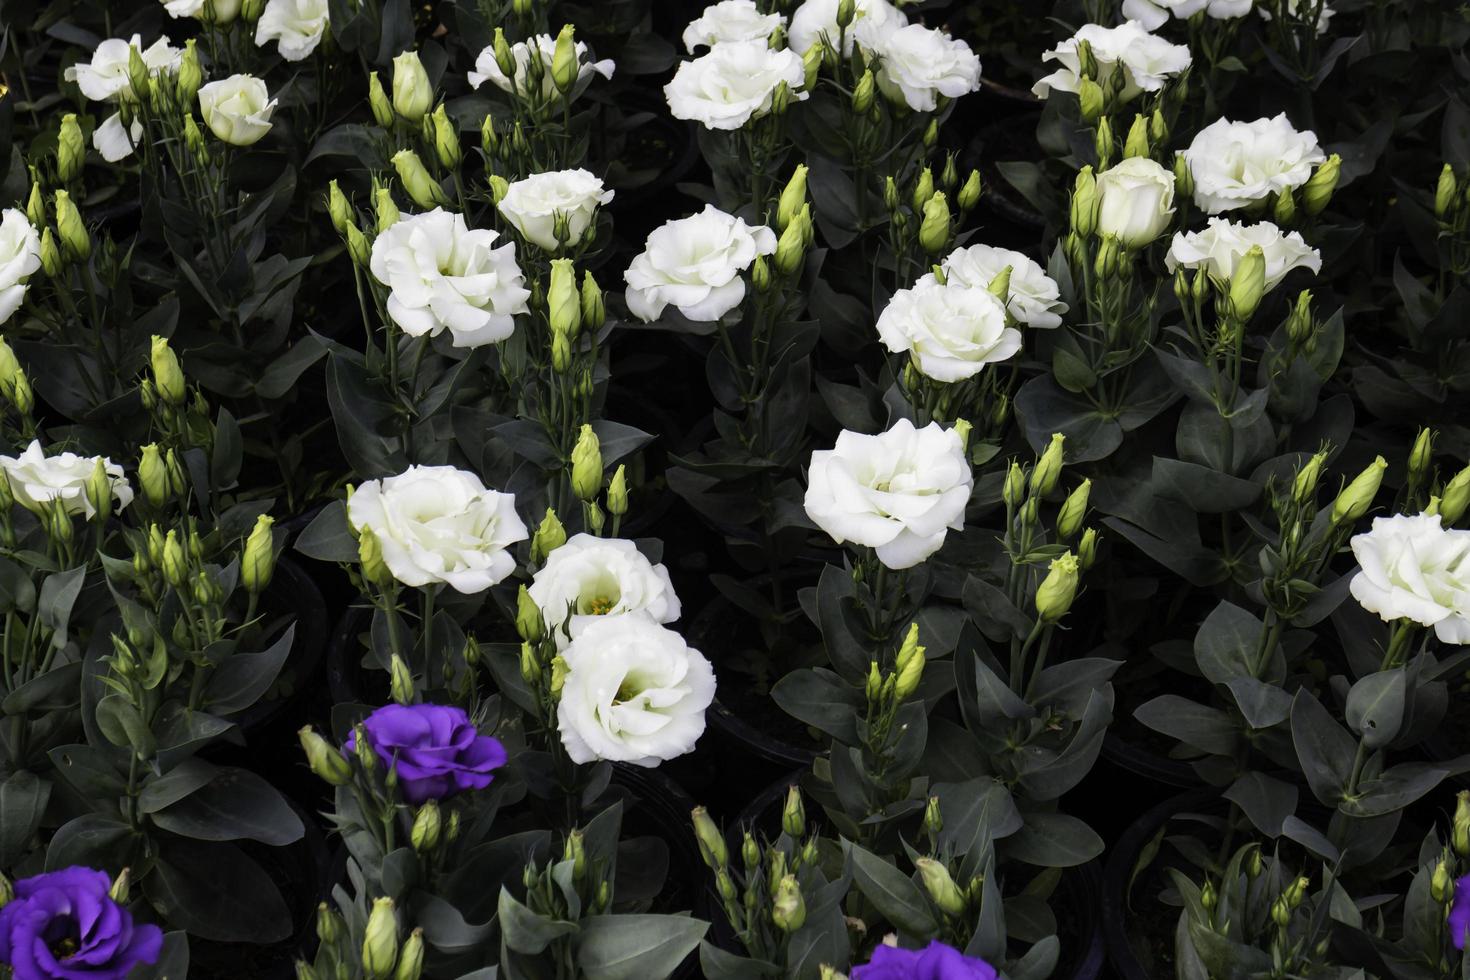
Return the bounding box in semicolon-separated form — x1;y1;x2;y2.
92;113;144;163
1120;0;1210;29
468;34;614;103
877;279;1022;383
0;441;133;519
556;613;716;767
665;41;808;131
1183;114;1325;214
804;419;973;569
347;465;527;594
369;209;531;348
683;0;786;50
1166;217;1321;291
161;0;242;20
870;24;982;112
64;35;183;104
1259;0;1334;35
788;0;905;55
198;74;277;146
1095;157;1176;248
937;244;1067;329
255;0;330;61
623;205;777;322
528;534;680;643
0;210;42;326
496;170;614;252
1350;514;1470;644
1032;21;1191;102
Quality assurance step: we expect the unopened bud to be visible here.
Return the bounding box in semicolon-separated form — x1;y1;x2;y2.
362;897;398;980
54;190;90;261
299;726;352;785
1058;479;1091;539
1035;552;1080;622
1436;164;1458;221
391;51;432;123
1331;456;1387;526
1122;114;1149;159
918;192;950;254
916;858;967;917
391;149;447;209
367;72;394;128
570;424;602;502
1228;245;1267;322
411;801;442;853
531;508;567;563
58;115;84;183
1302;154;1340;216
772;875;805;932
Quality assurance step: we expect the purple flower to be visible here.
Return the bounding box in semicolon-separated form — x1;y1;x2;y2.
345;703;508;804
1451;874;1470;950
0;867;162;980
852;940;999;980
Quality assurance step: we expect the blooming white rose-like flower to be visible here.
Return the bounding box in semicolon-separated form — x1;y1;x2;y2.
788;0;905;55
92;113;144;163
1120;0;1210;29
468;34;615;102
870;24;982;112
937;244;1067;329
496;170;615;252
1166;217;1321;291
682;0;786;50
665;41;808;131
556;613;716;767
804;419;973;569
161;0;242;20
528;534;680;643
369;208;531;348
65;35;183;104
623;205;777;322
255;0;330;61
877;279;1022;383
1259;0;1334;35
198;74;277;146
0;209;42;326
1183;114;1325;214
1350;514;1470;644
1032;21;1191;102
0;441;133;519
1095;157;1176;248
347;465;528;594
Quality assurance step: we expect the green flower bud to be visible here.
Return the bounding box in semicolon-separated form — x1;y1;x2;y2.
531;508;567;563
108;868;131;904
389;654;414;705
177;40;203;105
777;164;808;231
1228;245;1266;322
550;331;572;374
431;105;461;170
742;832;760;871
57;114;84;183
1031;433;1066;495
151;335;187;406
1075;39;1098;80
775;205;809;275
358;527;393;587
1035;552;1080;622
54;190;90;261
78;457;111;526
492;28;517;80
1247;847;1263;879
391;50;432;122
781;785;805;838
574;273;604;334
519;641;538;684
487;174;510;206
242;514;276;593
771;875;805;932
607;464;628;516
391;149;447;209
916;858;967;917
1058;479;1091;540
1302;154;1340;216
1122;114;1149;160
918;192;950;255
39;228;62;278
570;424;602;502
183;114;207;161
126;45;152;102
411;801;441;853
893;621;925;700
1436;164;1458;221
315;902;345;945
25;181;45;231
551;24;580;95
922;118;939;149
548;259;581;340
883;175;900;213
165;449;187;498
326;180;353;235
1271;896;1291;928
346;224;372;268
836;0;856;27
986;265;1013;305
1149;108;1167;144
370;186;399;235
852;69;875;114
1094;116;1114;169
1172;153;1194;201
692;806;727;868
0;339;21;401
802;43;822;90
1199;879;1216;911
912;167;935;213
1408;428;1435;488
546;654;567;697
1285;875;1309;908
1071;166;1098;238
299;726;352;785
1441;465;1470;526
362;897;399;980
1003;461;1026;509
367;72;394;128
1433;859;1453;903
506;589;539;647
1273;187;1296;226
958;169;983;212
923;796;943;839
865;660;882;703
1331;455;1387;526
393;929;423;980
1291;451;1327;506
1454;791;1470;857
1285;289;1314;345
138;444;168;508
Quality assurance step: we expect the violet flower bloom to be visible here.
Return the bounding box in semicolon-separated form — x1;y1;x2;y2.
1450;874;1470;950
346;702;508;804
852;940;999;980
0;867;162;980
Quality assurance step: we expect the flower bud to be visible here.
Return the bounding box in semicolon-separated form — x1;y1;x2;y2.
741;832;760;870
607;464;628;516
884;175;900;213
952;418;972;451
1122;114;1149;160
1302;154;1340;216
1199;879;1216;911
1031;433;1066;496
923;796;943;839
1273;187;1296;226
1228;245;1267;322
316;902;345;945
777;164;808;232
751;255;772;293
958;169;983;211
912;167;935;213
492;28;517;80
1058;479;1091;540
1408;428;1435;488
1036;552;1080;622
922;119;939;149
1077;78;1104;124
836;0;856;27
551;24;580;95
151;335;187;406
802;44;822;90
893;622;925;700
389;654;414;705
391;149;447;209
1331;455;1387;526
1271;895;1291;928
138;444;168;508
1454;791;1470;856
775;206;809;275
1149;108;1167;145
326;180;353;235
391;51;432;123
1433;858;1453;903
241;514;276;594
1285;875;1309;908
366;187;398;238
1436;164;1458;221
918;192;950;255
1292;451;1327;506
358;527;393;587
24;180;45;231
486;175;510;208
550;331;572;373
54;190;90;261
165;450;187;499
1003;461;1026;509
393;929;423;980
1442;465;1470;526
692;806;727;868
547;260;582;340
852;69;875;114
1172;153;1194;201
127;45;152;102
177;40;203;105
782;785;805;838
39;229;62;278
570;424;602;502
531;508;567;563
916;858;967;917
362;897;399;980
1070;166;1098;238
410;801;441;853
772;875;805;932
519;642;538;684
1247;847;1263;879
1076;39;1098;80
58;114;84;183
431;105;461;170
579;271;605;331
865;660;882;703
346;224;372;268
1094;116;1114;169
299;726;352;785
1285;289;1314;345
368;72;394;128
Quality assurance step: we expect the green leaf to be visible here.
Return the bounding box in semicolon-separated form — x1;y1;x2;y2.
146;840;292;943
933;777;1022;858
770;668;860;745
1002;813;1103;867
46;813;135;872
1340;763;1448;818
151;767;304;845
845;841;939;936
497;888;578;954
1344;669;1407;750
139;758;219;813
1134;695;1238;756
294;500;357;563
203;624;295;716
37;566;86;650
2;661;83;715
0;770;51;865
575;914;707;980
1290;690;1358;806
1223;772;1298;837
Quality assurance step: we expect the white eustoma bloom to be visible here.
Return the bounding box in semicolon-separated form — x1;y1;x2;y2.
788;0;905;55
198;74;277;146
91;114;144;163
468;34;614;102
0;210;42;326
804;419;973;569
1259;0;1334;35
665;41;808;131
0;441;133;519
937;244;1067;329
255;0;330;61
682;0;786;50
496;170;614;252
161;0;242;20
347;466;528;594
1122;0;1250;28
1032;21;1191;101
623;205;777;322
1166;217;1321;290
65;35;183;103
1350;514;1470;644
369;209;531;348
1095;157;1176;248
1183;114;1325;214
870;24;982;112
877;279;1021;383
557;613;716;767
528;534;680;643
